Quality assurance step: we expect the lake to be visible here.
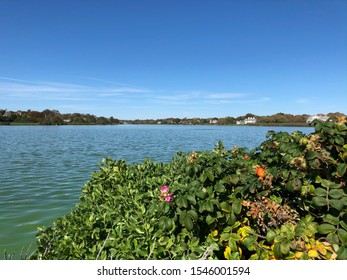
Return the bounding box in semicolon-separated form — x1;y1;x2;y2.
0;124;314;259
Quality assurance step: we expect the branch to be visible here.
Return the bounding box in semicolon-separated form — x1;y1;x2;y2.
96;230;111;260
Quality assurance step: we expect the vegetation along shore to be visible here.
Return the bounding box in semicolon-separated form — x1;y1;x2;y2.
1;108;345;126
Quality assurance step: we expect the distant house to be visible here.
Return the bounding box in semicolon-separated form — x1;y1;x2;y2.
3;110;13;118
236;117;257;125
209;119;218;124
306;114;329;124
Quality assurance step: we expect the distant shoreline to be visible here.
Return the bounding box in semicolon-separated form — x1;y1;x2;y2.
0;122;310;127
1;109;344;126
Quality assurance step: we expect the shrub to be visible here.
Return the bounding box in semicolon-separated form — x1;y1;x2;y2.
31;116;347;259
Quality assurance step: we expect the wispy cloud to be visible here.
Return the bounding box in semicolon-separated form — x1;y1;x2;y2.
155;91;249;103
151;91;275;110
0;76;150;101
297;98;309;104
0;76;273;118
156;91;201;101
205;93;247;99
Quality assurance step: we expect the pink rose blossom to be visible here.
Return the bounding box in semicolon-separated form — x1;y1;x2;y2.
161;185;169;193
165;195;173;202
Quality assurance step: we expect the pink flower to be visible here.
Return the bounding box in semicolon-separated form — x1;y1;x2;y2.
165;194;173;202
161;185;169;193
159;186;174;202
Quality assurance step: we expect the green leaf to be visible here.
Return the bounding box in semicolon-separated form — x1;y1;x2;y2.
280;143;289;152
314;188;327;197
243;236;257;250
314;121;323;132
200;172;208;183
329;199;344;211
337;246;347;260
285;181;295;192
313;196;328;207
206;215;216;225
325;181;341;189
158;217;173;231
329;189;344;199
266;230;277;243
327;232;339;244
187;210;198;222
309;159;320;169
220;233;230;241
160;201;170;213
337;164;347;177
281;170;290;179
280;242;290;255
306;151;319;160
215;165;223;175
228;211;237;226
317;223;336;235
339;219;347;233
321;179;332;188
220;201;232;213
229;174;239;185
337;229;347;244
228;240;238;252
232;199;242;215
191;180;201;188
214;183;226;193
196;188;207;199
335;136;345;146
229;233;242;241
181;213;193;231
323;214;340;226
274;243;282;259
205;200;215;212
176;196;188;208
186;194;196;205
205;168;214;181
135;228;145;234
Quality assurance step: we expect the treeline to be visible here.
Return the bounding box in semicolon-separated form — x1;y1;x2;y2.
1;109;345;126
125;112;345;126
0;109;120;125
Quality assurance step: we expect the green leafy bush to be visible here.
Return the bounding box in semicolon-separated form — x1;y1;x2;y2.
31;116;347;260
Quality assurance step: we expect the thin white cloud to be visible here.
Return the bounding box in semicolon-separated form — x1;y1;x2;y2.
156;91;249;102
0;77;150;101
81;76;148;89
297;98;309;104
100;88;151;97
44;97;93;101
157;91;201;101
204;95;271;105
205;93;248;99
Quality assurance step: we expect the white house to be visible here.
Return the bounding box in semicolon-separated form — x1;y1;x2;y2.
236;117;257;125
209;119;218;124
306;114;329;124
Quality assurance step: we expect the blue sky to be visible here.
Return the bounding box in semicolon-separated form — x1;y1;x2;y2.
0;0;346;119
